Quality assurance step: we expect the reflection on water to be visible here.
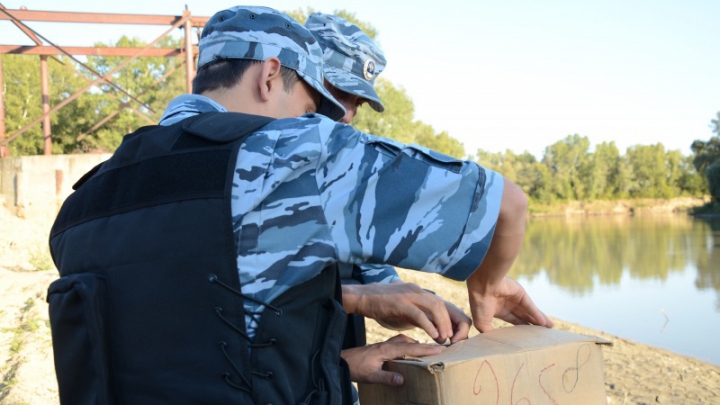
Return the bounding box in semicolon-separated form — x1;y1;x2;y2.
515;215;720;297
510;215;720;365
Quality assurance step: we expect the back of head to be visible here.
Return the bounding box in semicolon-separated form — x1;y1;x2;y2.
198;6;346;121
305;13;387;112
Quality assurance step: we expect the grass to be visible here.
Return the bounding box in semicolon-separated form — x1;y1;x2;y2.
0;362;20;402
0;298;42;402
28;246;55;271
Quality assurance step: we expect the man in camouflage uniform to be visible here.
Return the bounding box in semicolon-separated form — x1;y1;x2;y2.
160;2;551;385
304;12;473;390
49;6;553;404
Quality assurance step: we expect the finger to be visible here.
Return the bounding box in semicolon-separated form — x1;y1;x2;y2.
472;305;496;333
450;318;471;344
543;314;555;328
417;294;453;342
522;308;554;328
379;342;445;362
514;294;554;328
400;303;441;341
475;321;494;333
367;370;405;386
445;301;472;343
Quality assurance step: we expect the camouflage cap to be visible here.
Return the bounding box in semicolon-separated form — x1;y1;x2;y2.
305;13;387;113
198;6;346;121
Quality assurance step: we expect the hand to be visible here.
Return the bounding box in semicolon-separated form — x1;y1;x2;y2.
467;275;553;333
343;282;469;344
341;334;445;385
377;297;472;344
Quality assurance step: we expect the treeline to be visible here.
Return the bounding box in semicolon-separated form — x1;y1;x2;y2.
474;134;708;204
691;115;720;210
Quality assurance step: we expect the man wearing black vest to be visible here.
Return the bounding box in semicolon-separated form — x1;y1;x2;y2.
47;6;553;405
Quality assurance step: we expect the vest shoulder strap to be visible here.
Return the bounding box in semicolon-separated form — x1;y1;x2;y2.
72;112;275;190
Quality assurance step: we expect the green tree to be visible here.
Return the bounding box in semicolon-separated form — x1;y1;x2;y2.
587;141;621;199
706;162;720;201
413;125;465;159
1;54;44;155
541;134;592;200
676;156;707;196
1;54;103;155
473;149;551;202
614;157;636;199
352;78;415;144
473;149;503;173
624;143;675;198
82;35;186;151
691;112;720;183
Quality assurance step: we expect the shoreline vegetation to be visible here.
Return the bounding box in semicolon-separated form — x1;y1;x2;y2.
527;196;713;217
1;202;719;404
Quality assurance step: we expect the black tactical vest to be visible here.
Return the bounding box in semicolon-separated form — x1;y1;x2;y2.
47;113;351;405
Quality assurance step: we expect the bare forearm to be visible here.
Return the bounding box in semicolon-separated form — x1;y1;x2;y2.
467;177;527;291
466;177;553;332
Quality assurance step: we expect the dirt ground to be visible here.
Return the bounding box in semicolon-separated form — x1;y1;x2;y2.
1;209;719;405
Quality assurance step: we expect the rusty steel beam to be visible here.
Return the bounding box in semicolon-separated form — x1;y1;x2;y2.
1;6;158;112
40;55;51;155
0;8;209;27
0;11;191;147
184;17;194;93
0;45;193;57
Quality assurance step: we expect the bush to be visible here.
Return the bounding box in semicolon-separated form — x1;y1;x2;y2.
706;162;720;201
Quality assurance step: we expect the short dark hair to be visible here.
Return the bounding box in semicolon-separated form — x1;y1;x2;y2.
192;58;300;95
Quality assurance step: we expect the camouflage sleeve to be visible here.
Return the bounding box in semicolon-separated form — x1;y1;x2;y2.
317;118;504;282
356;264;401;284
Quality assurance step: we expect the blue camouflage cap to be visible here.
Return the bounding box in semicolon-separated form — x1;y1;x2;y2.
305;13;387;113
198;6;346;121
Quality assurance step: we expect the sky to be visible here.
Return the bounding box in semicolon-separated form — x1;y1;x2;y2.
2;0;719;158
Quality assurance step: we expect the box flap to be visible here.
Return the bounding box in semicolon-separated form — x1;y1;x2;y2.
397;325;611;369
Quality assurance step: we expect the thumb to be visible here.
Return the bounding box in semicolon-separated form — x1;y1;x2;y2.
473;313;495;333
367;370;405;386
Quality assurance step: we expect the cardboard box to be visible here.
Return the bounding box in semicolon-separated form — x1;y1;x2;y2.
359;325;612;405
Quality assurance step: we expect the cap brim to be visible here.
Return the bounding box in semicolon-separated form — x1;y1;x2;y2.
324;66;385;113
295;70;346;121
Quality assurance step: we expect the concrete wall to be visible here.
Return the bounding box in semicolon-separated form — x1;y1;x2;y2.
0;154;111;221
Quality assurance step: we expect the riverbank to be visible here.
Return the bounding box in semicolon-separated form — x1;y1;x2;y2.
529;196;710;217
1;210;718;404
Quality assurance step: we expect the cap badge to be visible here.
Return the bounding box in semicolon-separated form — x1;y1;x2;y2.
363;59;376;81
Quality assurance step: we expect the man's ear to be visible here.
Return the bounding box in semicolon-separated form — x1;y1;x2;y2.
258;57;284;102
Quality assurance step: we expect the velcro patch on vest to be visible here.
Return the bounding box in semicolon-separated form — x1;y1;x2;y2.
53;149;231;232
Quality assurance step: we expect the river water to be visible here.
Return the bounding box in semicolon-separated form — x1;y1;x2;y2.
509;214;720;366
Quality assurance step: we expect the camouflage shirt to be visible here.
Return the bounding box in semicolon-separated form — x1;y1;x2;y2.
160;95;504;337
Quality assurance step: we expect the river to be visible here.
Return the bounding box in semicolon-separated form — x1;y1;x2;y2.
510;214;720;366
